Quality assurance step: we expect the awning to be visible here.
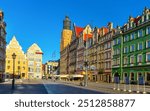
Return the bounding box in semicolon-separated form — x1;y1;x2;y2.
72;75;83;78
59;75;69;78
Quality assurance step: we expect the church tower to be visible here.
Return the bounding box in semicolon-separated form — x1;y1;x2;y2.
60;16;72;51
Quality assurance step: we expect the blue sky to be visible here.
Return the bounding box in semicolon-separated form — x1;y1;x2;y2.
0;0;150;63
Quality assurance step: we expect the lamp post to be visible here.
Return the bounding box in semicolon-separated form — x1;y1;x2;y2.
12;53;16;90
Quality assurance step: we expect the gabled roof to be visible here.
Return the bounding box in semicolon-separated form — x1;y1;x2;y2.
134;16;141;25
98;27;109;36
74;26;84;37
83;33;93;41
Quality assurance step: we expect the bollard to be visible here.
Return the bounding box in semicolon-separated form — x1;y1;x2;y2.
128;80;132;92
143;78;146;94
124;83;126;92
117;83;120;91
113;83;116;90
113;77;116;90
137;82;140;93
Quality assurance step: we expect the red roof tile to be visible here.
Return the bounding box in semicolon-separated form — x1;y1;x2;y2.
83;33;93;41
75;26;84;37
134;16;141;25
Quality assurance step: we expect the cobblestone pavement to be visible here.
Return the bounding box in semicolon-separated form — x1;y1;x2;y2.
53;80;150;94
1;79;150;94
42;80;104;94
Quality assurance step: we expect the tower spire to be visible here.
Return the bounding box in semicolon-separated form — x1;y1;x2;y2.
63;16;71;30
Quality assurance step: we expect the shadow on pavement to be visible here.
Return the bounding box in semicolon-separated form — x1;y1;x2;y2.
0;84;48;94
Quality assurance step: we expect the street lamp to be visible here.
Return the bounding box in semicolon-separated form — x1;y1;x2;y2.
12;53;16;90
84;61;88;86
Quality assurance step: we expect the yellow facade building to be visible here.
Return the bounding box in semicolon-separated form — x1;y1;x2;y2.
45;60;59;75
5;36;28;79
27;43;43;79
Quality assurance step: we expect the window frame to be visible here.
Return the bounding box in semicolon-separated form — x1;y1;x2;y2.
138;54;142;63
138;42;143;50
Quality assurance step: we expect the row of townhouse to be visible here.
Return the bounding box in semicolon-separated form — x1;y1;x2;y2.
5;36;43;79
112;7;150;84
60;7;150;83
0;10;6;81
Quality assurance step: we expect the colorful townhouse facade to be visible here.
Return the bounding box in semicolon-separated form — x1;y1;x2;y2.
97;27;109;82
27;43;43;79
5;36;28;79
103;22;114;83
60;7;150;83
0;10;6;80
112;7;150;83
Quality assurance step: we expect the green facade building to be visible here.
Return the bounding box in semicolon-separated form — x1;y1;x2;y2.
112;7;150;84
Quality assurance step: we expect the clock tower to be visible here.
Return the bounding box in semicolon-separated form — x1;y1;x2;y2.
60;16;72;51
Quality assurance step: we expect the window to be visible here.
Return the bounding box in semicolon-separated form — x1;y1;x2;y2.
23;67;25;70
114;39;117;45
147;26;150;35
114;49;117;55
7;66;10;70
124;47;128;53
113;59;117;66
117;58;120;65
108;42;111;48
147;53;150;62
138;55;142;63
118;38;121;44
130;45;135;52
18;61;20;64
138;43;143;50
138;29;143;37
8;60;10;63
18;66;20;70
147;40;150;48
130;56;134;64
130;33;135;40
117;49;120;54
124;35;128;42
104;44;107;49
124;57;128;65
